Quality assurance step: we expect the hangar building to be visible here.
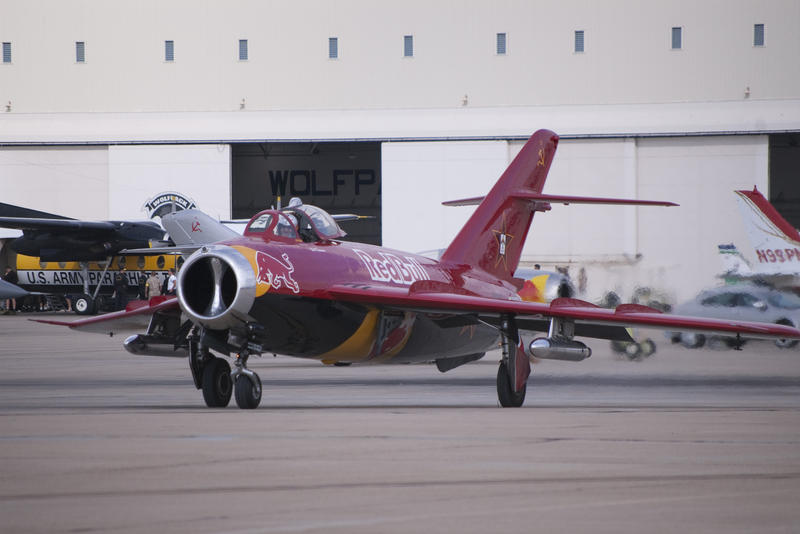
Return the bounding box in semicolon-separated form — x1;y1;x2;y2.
1;0;799;301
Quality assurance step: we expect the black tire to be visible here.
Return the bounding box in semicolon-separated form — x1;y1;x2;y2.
497;362;525;408
73;294;95;315
639;339;657;357
775;319;799;349
680;332;705;349
610;340;628;354
234;373;262;410
707;336;738;350
624;342;643;361
202;358;232;408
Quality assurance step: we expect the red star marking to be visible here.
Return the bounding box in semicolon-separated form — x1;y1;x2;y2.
492;215;514;268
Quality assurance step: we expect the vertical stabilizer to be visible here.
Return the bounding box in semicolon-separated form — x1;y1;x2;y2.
440;130;559;280
735;188;800;274
162;209;239;246
718;243;752;276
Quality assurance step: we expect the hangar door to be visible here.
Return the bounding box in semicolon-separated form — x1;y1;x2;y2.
769;133;800;229
232;142;381;245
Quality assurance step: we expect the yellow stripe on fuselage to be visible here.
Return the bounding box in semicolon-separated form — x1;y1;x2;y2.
319;309;380;364
230;245;271;297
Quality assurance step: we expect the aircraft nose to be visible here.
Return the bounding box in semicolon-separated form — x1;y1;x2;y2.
177;245;257;330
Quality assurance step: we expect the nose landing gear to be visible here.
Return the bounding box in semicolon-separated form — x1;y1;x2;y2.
231;352;262;409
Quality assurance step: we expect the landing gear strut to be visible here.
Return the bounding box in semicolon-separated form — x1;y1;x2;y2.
496;315;529;408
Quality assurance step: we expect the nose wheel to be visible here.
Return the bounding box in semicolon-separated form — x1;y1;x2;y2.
232;352;262;409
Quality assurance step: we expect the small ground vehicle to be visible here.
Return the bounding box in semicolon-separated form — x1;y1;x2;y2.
668;284;800;349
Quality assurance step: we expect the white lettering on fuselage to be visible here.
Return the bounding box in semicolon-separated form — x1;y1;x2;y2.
354;250;430;285
18;270;147;286
756;248;800;264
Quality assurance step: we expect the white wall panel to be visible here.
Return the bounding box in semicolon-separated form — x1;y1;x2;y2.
1;1;797;113
386;136;769;304
633;135;769;300
516;138;638;262
382;140;508;253
0;146;109;219
108;145;231;220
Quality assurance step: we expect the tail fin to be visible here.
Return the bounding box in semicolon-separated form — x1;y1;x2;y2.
440;129;559;279
162;209;239;246
718;243;752;275
735;187;800;273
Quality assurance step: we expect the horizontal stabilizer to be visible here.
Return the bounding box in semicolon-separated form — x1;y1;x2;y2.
443;192;677;208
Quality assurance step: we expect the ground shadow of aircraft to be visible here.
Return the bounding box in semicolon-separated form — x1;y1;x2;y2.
37;130;800;409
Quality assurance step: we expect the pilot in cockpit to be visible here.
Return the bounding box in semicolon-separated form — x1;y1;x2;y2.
275;214;298;238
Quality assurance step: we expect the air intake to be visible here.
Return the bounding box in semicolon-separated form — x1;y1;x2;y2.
177;245;257;330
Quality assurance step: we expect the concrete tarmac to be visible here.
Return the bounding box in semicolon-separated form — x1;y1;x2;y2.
1;313;800;533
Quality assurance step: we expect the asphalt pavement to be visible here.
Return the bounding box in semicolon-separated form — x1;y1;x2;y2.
1;313;799;533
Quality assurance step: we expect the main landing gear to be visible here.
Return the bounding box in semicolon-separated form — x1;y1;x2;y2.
189;331;263;410
495;315;588;407
496;315;530;408
201;357;233;407
497;361;525;407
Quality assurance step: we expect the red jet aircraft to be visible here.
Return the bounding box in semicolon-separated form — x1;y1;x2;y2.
39;130;800;409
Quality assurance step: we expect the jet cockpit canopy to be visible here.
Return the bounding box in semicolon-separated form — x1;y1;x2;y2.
244;211;299;243
283;198;346;242
243;198;346;244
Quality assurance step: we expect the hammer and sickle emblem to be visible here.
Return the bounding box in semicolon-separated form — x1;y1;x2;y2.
191;221;202;232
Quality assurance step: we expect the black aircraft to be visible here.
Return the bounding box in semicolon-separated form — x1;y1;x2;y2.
0;202;166;262
0;202;170;313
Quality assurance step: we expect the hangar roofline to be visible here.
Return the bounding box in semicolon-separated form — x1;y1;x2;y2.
1;100;798;146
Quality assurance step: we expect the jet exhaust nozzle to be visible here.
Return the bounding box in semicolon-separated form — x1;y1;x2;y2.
123;334;188;358
528;337;591;361
177;245;257;330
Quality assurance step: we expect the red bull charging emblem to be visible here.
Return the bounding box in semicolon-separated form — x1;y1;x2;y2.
255;251;300;294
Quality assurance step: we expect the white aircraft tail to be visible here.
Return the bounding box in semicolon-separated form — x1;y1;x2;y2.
735;187;800;275
718;243;752;276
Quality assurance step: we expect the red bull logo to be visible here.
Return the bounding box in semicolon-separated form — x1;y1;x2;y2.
354;249;429;285
256;251;300;294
